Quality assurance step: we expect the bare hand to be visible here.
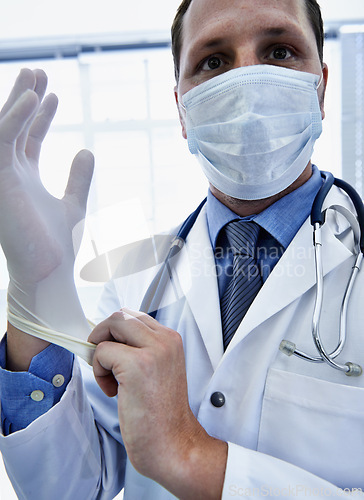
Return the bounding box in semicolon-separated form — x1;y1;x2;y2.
89;308;227;499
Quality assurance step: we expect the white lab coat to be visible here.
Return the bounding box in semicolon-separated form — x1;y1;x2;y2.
1;185;364;499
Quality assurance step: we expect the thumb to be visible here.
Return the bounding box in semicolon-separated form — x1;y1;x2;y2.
64;149;94;211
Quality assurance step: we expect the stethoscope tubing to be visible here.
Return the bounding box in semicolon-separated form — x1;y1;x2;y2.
281;171;363;376
140;198;207;316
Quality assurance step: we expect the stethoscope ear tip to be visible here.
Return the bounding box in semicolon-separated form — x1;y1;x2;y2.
345;362;363;377
279;340;296;357
279;342;363;377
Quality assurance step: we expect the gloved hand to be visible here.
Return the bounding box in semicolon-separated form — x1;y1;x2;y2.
0;68;95;361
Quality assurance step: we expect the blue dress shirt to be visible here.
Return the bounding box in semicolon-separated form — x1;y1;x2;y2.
0;335;73;434
0;165;323;434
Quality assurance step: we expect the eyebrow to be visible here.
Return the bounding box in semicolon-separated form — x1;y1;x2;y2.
260;25;305;39
196;38;227;51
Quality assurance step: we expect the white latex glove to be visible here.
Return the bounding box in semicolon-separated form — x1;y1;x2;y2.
0;68;95;362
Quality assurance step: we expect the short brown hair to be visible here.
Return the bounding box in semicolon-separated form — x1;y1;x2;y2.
171;0;324;81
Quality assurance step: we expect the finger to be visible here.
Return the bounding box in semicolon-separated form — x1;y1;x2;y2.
0;68;36;121
92;341;133;397
92;346;119;397
121;307;162;332
33;69;48;100
25;93;58;165
0;90;39;164
88;310;153;348
16;69;49;152
63;149;94;212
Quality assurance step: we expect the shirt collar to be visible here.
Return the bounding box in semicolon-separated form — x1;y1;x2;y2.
206;165;323;250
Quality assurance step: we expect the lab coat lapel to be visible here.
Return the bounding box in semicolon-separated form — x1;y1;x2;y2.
226;189;357;352
174;206;224;369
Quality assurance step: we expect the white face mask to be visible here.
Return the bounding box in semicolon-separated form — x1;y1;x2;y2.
182;64;323;200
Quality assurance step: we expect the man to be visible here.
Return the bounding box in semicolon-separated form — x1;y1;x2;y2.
0;0;364;499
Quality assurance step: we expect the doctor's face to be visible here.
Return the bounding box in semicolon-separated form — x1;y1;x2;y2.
174;0;328;138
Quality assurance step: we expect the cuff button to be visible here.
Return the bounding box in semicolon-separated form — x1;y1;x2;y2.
30;390;44;402
52;374;65;388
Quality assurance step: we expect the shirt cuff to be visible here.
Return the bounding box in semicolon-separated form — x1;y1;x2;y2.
0;334;74;435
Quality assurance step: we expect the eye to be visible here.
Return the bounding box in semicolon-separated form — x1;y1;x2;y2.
201;55;223;71
270;46;293;61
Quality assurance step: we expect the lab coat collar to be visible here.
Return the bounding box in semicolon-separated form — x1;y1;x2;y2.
177;204;224;369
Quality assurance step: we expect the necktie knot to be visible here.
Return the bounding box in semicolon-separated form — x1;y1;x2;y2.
224;220;260;259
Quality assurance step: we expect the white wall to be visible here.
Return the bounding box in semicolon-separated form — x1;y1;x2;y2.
320;0;364;22
0;0;181;39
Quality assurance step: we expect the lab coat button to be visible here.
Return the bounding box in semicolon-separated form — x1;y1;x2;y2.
30;390;44;402
52;374;65;387
210;391;225;407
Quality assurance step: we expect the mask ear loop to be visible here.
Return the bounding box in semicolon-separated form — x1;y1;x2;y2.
316;72;323;90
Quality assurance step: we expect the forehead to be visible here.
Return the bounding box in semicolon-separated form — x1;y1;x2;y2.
180;0;314;53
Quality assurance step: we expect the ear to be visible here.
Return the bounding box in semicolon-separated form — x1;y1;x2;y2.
174;85;187;139
319;63;329;120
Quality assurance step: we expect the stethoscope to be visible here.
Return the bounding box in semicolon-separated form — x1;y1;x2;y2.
140;171;364;376
280;171;364;377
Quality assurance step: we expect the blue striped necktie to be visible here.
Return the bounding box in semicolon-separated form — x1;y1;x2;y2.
220;220;263;349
